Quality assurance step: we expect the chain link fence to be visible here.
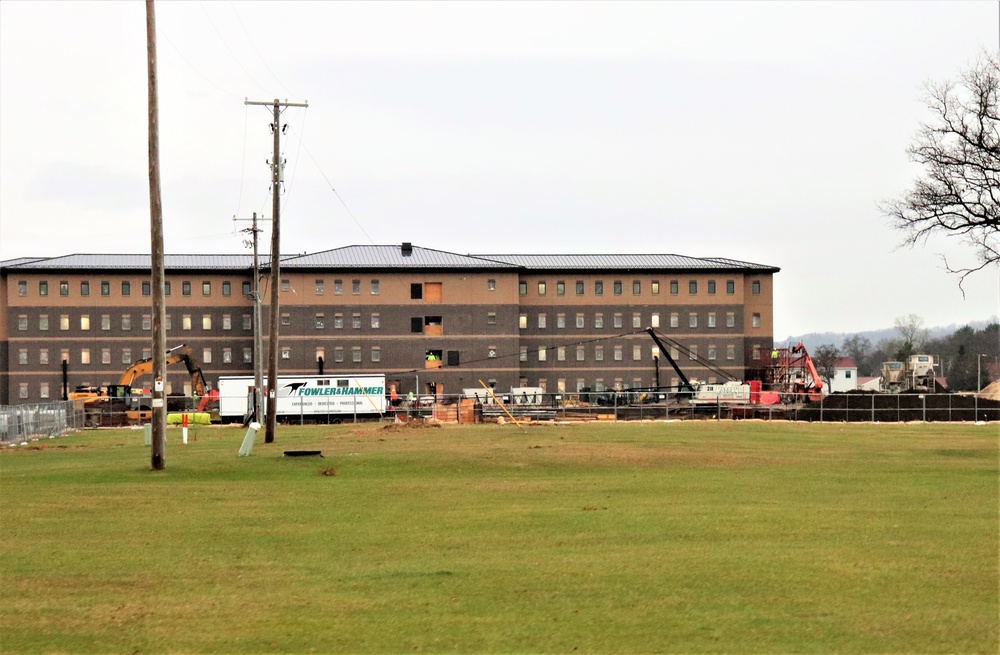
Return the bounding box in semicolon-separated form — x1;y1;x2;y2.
0;401;85;445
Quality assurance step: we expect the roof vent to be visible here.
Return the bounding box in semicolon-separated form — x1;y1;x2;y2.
401;242;413;257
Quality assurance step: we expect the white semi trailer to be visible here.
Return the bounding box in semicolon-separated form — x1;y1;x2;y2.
218;374;387;424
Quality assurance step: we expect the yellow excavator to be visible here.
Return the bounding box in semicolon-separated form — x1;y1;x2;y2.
69;344;216;426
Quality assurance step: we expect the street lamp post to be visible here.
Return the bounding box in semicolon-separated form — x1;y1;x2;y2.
976;354;987;421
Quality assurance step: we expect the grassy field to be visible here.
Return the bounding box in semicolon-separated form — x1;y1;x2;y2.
0;420;996;654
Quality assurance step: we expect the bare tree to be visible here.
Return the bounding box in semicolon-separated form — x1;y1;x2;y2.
842;334;873;375
812;344;841;390
894;314;930;357
879;52;1000;290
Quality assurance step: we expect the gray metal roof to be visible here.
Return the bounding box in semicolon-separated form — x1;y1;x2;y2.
281;245;519;269
3;254;256;271
0;246;779;273
476;253;779;272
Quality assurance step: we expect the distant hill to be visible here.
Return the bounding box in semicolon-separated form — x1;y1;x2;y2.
780;317;998;352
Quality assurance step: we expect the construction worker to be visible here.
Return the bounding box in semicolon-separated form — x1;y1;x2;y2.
771;348;779;361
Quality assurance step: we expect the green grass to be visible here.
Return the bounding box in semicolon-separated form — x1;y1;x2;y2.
1;421;997;654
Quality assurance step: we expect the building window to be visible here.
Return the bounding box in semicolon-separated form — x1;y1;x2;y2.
689;314;697;328
281;280;290;292
202;282;211;296
538;346;547;362
315;314;325;329
281;347;291;360
594;314;604;329
555;313;566;329
183;315;192;331
708;280;716;294
371;348;381;363
556;281;565;295
351;347;362;363
632;280;641;295
352;279;361;295
40;349;49;365
60;315;69;331
243;348;253;363
142;348;151;360
651;313;660;328
241;281;251;296
727;313;735;328
39;281;48;296
122;348;132;365
101;315;110;331
577;346;585;362
202;315;212;330
651;281;660;295
223;348;233;364
538;313;547;329
613;280;622;295
487;279;496;291
141;281;150;296
19;383;28;399
371;279;380;295
488;346;497;358
371;314;380;329
752;313;762;328
689;281;697;295
164;281;172;296
37;314;47;331
557;347;566;362
707;346;717;361
595;345;604;361
334;348;344;363
223;282;232;296
335;280;344;295
119;315;130;331
18;349;28;365
668;313;678;329
222;315;231;330
182;281;191;296
632;313;641;329
315;279;324;295
689;345;698;360
708;313;716;328
57;281;68;296
752;345;761;360
101;348;111;365
727;345;736;360
595;281;603;295
101;281;110;296
613;346;623;361
613;314;623;329
281;313;290;326
519;314;527;329
519;346;528;362
633;345;642;361
121;281;130;296
242;314;252;330
726;280;735;294
576;280;584;295
17;281;27;296
487;312;497;325
538;281;546;296
576;313;585;329
334;314;344;329
519;281;527;296
352;313;362;329
80;315;90;331
203;348;212;364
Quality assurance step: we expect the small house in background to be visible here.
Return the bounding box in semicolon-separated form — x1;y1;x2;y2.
857;376;881;391
829;357;858;393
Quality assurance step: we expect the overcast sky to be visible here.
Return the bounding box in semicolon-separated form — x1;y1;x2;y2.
1;1;998;339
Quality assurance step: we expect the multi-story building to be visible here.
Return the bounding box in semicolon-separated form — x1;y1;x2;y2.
0;244;779;404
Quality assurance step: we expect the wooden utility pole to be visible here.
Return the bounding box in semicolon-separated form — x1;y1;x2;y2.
146;0;167;470
245;98;307;443
234;212;269;424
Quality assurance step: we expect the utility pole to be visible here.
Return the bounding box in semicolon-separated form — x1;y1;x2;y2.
245;98;307;443
234;212;270;425
146;0;167;470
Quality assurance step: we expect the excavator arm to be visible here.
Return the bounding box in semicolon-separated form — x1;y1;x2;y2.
791;342;824;395
645;328;696;393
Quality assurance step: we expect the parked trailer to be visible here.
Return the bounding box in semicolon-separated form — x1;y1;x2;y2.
218;375;387;424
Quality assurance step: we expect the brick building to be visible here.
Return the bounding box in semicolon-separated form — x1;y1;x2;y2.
0;244;779;404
